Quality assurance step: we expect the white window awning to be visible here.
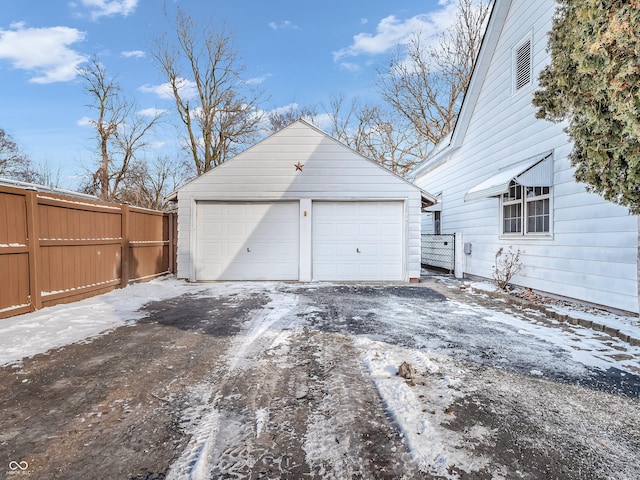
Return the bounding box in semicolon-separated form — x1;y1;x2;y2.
464;151;553;202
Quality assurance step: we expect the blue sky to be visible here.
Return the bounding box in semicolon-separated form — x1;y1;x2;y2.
0;0;462;189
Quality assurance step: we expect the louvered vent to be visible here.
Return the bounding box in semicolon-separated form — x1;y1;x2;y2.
515;39;531;90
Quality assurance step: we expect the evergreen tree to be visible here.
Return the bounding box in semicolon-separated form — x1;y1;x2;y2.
533;0;640;213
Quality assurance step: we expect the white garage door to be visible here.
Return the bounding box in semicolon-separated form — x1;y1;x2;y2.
312;201;403;281
196;202;299;280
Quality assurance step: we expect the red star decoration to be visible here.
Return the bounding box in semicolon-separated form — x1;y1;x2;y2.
294;162;304;172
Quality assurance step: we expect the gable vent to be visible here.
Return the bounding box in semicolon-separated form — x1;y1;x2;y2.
515;39;532;90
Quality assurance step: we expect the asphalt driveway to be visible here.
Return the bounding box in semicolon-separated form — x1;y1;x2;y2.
1;277;639;479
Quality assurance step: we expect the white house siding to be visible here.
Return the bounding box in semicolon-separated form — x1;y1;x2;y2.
414;0;638;312
175;121;424;282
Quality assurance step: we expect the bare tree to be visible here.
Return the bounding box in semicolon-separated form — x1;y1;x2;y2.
324;94;420;177
119;156;186;211
79;58;163;202
0;129;37;182
378;0;492;151
0;129;66;187
152;8;264;176
267;104;318;133
32;159;62;188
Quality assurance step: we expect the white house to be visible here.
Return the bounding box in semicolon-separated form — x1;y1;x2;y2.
171;120;434;283
413;0;638;313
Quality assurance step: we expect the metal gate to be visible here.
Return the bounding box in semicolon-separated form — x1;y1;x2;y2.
421;234;455;273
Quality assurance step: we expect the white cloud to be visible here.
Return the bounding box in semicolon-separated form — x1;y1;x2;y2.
246;73;272;85
139;78;198;101
138;108;167;117
137;107;167;117
269;103;299;115
0;23;87;83
77;116;93;127
309;113;333;133
148;141;166;149
333;2;459;62
337;62;361;73
121;50;145;58
76;0;139;20
268;20;299;31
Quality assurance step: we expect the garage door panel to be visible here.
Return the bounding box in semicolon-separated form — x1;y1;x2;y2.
227;223;248;236
196;202;299;281
313;201;403;281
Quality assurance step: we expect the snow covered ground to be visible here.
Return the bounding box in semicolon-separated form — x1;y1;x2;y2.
469;278;640;342
0;277;206;367
2;276;639;478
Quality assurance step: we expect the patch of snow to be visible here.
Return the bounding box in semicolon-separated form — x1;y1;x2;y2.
165;387;223;480
477;306;640;372
470;281;640;341
0;276;201;367
0;303;30;314
255;408;269;437
551;303;640;339
167;284;304;479
468;281;498;293
42;279;118;296
38;195;121;210
221;288;303;372
355;338;489;478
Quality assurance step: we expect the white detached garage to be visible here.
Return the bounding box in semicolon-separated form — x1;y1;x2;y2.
171;120;433;283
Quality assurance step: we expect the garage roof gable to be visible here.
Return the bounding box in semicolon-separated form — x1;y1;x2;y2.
170;120;435;204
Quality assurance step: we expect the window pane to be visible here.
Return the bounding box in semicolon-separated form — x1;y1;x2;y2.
526;198;549;233
505;183;522;201
503;202;522;234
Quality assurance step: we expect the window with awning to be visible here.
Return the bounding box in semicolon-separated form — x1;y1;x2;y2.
464;152;553;202
464;152;553;237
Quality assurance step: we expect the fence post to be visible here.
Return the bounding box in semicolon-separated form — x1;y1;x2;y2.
120;204;130;287
454;232;464;279
168;213;176;274
25;190;42;310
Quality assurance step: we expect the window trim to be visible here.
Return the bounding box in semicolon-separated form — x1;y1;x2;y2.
524;186;551;235
500;181;552;238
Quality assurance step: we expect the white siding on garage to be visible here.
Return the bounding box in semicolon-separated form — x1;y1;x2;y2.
175;121;425;282
313;201;404;281
414;0;638;312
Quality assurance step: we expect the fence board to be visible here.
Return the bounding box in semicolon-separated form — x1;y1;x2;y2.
1;192;27;245
0;253;30;314
0;184;176;319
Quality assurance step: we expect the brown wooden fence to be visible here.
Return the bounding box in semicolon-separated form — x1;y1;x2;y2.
0;184;176;319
